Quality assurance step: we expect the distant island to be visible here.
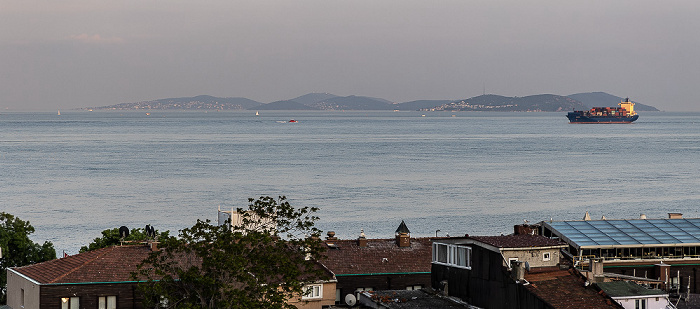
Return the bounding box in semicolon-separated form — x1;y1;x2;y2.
83;92;660;112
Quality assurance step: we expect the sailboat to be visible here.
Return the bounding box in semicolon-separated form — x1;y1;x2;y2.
255;111;259;116
57;110;60;116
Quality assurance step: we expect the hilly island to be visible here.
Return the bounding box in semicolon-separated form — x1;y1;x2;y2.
85;92;659;112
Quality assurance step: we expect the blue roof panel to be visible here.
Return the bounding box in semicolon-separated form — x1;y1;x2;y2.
547;218;700;248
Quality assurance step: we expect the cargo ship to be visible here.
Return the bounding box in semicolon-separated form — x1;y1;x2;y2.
566;98;638;123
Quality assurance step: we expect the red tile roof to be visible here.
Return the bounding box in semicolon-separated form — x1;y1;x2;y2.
11;245;151;284
321;238;434;275
470;234;565;249
524;268;623;308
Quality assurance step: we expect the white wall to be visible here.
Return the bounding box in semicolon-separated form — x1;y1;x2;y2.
6;269;41;309
614;296;669;309
502;248;561;268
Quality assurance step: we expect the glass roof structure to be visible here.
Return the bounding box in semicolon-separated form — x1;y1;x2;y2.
543;218;700;249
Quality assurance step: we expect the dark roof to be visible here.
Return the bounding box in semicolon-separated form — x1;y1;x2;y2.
597;281;667;298
322;238;434;275
12;243;335;285
11;245;151;284
524;268;623;308
395;220;411;234
470;234;565;249
359;289;476;309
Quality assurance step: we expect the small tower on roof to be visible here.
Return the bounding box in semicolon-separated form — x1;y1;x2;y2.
395;220;411;247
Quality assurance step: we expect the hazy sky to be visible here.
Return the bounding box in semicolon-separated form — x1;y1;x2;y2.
2;1;699;111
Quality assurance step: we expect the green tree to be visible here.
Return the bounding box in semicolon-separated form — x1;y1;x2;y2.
133;196;327;309
0;212;56;304
80;227;170;253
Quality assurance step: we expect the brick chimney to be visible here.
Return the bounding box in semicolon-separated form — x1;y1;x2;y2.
326;231;337;240
655;262;671;290
669;213;683;219
514;224;536;235
358;229;368;247
395;220;411;247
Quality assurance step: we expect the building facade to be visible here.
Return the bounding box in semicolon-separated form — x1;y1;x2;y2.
321;222;436;306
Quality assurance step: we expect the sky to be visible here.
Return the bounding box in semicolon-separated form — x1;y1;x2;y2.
1;0;699;112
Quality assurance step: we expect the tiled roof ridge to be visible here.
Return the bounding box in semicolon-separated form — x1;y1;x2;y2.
47;246;115;284
326;236;441;241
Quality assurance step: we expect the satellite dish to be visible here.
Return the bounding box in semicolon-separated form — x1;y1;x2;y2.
345;294;357;307
145;225;155;238
119;226;130;239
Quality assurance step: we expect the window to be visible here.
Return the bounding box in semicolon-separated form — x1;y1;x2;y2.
434;243;448;263
303;284;323;300
21;288;25;308
61;297;79;309
405;285;423;290
635;299;646;309
543;252;551;261
432;243;472;269
99;296;117;309
508;258;518;267
453;246;469;267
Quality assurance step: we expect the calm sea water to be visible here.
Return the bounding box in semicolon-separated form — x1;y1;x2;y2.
1;111;699;254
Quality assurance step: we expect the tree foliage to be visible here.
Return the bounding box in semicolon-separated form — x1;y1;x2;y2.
0;212;56;304
80;227;170;253
133;196;326;309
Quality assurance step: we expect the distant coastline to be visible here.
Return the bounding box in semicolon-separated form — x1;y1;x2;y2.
83;92;660;112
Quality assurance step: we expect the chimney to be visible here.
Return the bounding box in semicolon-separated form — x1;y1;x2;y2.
655;262;671;290
149;241;159;252
440;280;449;296
640;214;647;219
358;229;368;247
514;224;534;235
668;213;683;219
395;220;411;247
326;231;337;240
588;258;604;283
511;261;525;281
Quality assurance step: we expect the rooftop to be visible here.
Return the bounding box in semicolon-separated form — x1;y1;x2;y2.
597;281;667;298
11;245;151;284
524;268;623;308
470;234;565;249
543;218;700;249
358;289;479;309
322;238;434;275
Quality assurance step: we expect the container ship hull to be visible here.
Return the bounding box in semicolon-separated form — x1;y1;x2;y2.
566;113;639;123
567;98;639;124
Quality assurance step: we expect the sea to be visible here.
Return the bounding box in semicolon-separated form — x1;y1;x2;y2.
1;110;699;254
